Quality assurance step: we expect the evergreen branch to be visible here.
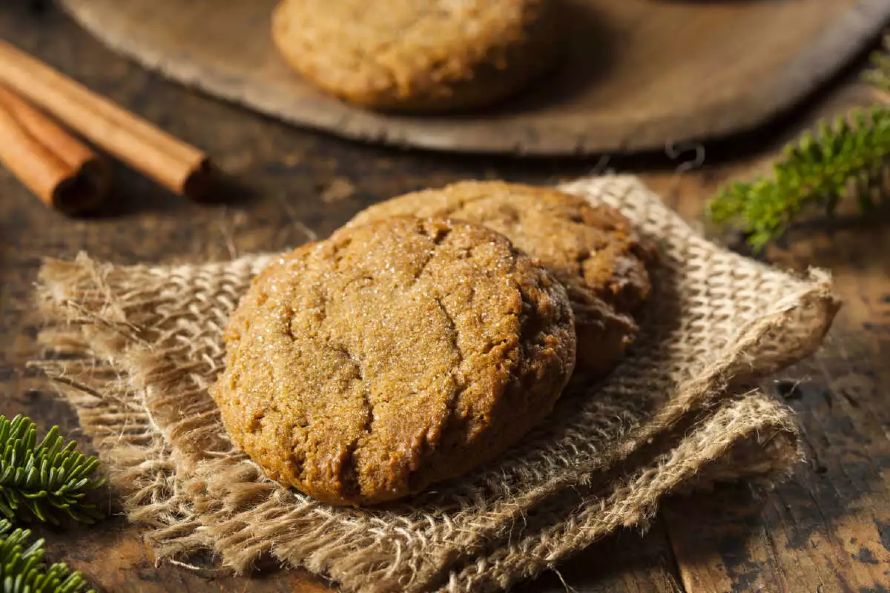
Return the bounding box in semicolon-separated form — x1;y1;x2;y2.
0;415;105;525
863;34;890;93
0;519;95;593
709;106;890;251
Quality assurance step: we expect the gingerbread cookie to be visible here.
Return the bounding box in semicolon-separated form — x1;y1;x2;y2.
271;0;560;112
212;216;575;505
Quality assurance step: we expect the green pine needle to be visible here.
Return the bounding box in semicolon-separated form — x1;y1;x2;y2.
0;519;95;593
710;107;890;251
0;415;105;525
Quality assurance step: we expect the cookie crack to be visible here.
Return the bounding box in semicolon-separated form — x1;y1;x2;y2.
412;226;450;285
433;295;464;371
327;340;373;499
311;281;373;497
413;249;435;284
403;294;469;492
326;341;375;434
330;236;353;272
350;350;374;437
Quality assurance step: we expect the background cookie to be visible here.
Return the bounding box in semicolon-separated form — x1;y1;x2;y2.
212;216;575;505
271;0;560;112
349;181;654;376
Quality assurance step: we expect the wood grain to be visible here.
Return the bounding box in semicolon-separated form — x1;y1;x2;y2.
0;4;888;593
660;202;890;593
58;0;890;155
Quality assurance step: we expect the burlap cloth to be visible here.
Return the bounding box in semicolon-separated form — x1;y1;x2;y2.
34;176;838;593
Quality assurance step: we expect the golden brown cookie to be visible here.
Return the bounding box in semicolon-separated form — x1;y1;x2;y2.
212;217;575;505
348;181;653;376
271;0;560;112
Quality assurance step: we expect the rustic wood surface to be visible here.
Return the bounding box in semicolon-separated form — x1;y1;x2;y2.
0;4;888;593
59;0;890;155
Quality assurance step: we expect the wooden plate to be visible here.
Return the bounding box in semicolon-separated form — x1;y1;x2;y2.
61;0;889;155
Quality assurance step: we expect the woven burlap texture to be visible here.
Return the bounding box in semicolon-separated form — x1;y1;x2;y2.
35;176;838;593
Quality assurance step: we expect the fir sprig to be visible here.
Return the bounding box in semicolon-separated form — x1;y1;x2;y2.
0;519;95;593
0;415;104;525
863;34;890;93
710;107;890;250
710;35;890;251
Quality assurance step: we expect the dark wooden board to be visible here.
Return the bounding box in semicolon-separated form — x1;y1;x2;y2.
0;4;888;593
57;0;890;155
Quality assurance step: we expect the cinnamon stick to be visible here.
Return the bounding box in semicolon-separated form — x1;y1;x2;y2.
0;40;211;200
0;85;108;213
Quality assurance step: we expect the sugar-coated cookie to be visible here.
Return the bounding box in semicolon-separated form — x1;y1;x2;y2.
212;216;575;505
271;0;560;112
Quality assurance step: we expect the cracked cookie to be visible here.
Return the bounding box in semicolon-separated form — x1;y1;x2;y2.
349;181;654;376
211;216;575;505
271;0;560;112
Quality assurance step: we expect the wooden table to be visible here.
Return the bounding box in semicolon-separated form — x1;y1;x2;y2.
0;4;887;592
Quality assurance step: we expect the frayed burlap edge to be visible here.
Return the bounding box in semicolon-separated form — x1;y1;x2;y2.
32;176;839;593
